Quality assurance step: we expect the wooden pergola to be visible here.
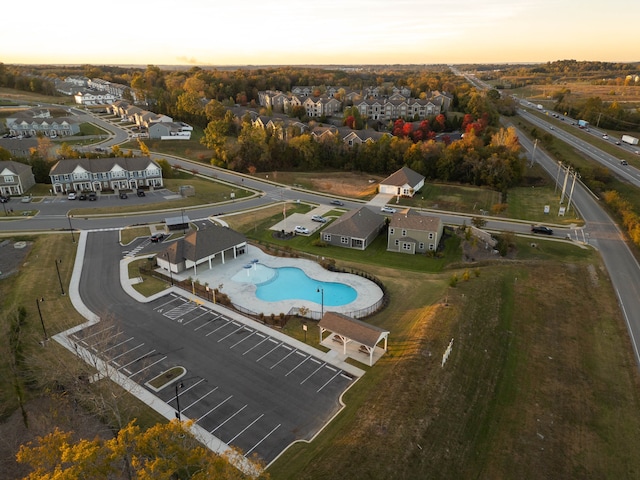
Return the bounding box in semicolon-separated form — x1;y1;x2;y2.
318;312;389;366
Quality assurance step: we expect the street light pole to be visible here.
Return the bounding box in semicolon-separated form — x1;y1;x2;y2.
316;287;324;319
54;259;65;296
181;209;186;235
67;215;75;243
36;297;48;341
175;382;184;420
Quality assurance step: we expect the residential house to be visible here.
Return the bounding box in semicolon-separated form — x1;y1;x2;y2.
157;225;247;275
339;127;390;147
0;161;36;196
0;138;38;158
74;90;116;105
6;110;80;138
321;206;385;250
387;209;443;254
49;156;163;193
148;122;192;140
379;166;425;197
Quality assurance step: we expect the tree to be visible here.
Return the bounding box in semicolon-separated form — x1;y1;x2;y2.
17;419;268;480
137;139;150;156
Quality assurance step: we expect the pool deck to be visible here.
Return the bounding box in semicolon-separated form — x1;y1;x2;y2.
169;244;384;317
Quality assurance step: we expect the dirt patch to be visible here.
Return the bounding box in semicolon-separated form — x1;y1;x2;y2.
262;171;384;199
0;239;33;280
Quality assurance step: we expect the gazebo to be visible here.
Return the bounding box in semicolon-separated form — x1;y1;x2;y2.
319;312;389;366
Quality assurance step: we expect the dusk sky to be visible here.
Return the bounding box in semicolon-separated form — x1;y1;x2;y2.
2;0;637;66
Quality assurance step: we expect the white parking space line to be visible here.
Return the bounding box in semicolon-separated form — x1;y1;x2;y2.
89;331;124;351
183;310;212;326
300;362;327;385
193;388;221;420
285;355;310;377
180;378;206;396
242;335;270;356
209;404;247;433
245;423;281;456
155;296;182;311
191;313;221;329
217;324;248;343
227;414;264;444
102;337;134;353
129;356;167;378
77;324;116;344
229;330;257;349
117;349;156;371
111;342;145;361
317;371;344;393
164;303;198;320
205;318;233;336
182;387;219;413
269;348;297;370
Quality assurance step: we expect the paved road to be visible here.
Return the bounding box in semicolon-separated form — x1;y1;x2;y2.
515;125;640;365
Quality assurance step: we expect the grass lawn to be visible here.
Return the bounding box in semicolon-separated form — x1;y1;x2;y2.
67;173;254;217
269;255;640;479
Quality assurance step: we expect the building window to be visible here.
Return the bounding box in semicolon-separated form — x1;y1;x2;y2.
428;232;434;239
394;239;399;246
323;234;331;242
419;242;425;250
429;244;435;251
389;227;394;235
401;229;406;236
3;175;14;183
341;236;349;244
402;243;412;251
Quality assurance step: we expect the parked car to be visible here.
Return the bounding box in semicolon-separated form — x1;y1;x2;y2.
150;232;165;243
330;200;344;206
294;226;309;234
67;192;77;200
311;215;327;223
0;195;9;203
381;206;397;214
531;225;553;235
78;193;87;200
88;192;97;201
119;192;128;199
137;189;146;197
621;160;629;166
21;196;32;203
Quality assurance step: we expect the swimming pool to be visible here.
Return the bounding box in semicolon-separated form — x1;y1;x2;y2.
232;264;357;306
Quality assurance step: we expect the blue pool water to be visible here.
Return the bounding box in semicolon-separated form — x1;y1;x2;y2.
233;264;357;306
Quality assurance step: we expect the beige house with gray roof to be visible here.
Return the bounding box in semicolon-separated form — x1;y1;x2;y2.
379;166;425;197
387;209;443;254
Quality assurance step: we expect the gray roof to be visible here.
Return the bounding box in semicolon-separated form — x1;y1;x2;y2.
0;160;32;175
323;206;384;239
380;166;425;188
319;312;389;348
390;209;442;232
162;226;247;263
50;157;160;175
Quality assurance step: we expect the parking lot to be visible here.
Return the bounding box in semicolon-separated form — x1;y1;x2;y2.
69;292;356;464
